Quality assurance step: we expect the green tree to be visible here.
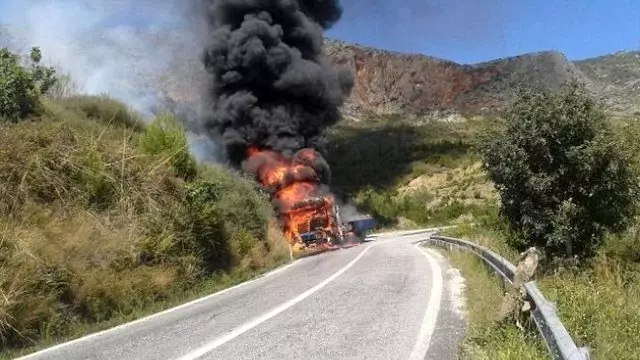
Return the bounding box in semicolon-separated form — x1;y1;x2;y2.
479;81;637;259
0;46;57;120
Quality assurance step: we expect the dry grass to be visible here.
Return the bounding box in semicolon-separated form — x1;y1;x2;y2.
0;97;289;354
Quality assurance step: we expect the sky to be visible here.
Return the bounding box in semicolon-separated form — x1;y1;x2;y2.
327;0;640;63
0;0;638;65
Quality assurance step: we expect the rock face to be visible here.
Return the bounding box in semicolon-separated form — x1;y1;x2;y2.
575;51;640;115
324;39;603;117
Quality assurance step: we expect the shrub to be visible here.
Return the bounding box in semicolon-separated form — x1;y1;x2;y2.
0;47;57;120
478;81;637;259
139;112;197;180
47;71;80;99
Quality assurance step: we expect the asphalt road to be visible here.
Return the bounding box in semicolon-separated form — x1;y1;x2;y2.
16;230;466;360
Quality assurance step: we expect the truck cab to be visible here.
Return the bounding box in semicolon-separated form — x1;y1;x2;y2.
288;196;339;248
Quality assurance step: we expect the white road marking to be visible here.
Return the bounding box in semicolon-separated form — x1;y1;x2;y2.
175;244;376;360
16;258;302;360
409;244;444;360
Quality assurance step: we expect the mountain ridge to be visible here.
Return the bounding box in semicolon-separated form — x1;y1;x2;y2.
324;38;639;117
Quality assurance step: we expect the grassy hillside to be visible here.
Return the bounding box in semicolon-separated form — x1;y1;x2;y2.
0;96;289;357
327;110;640;360
326;114;501;229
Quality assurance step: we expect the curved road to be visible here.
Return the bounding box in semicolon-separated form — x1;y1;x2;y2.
17;230;466;360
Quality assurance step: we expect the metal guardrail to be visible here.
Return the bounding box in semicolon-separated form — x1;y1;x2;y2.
419;234;591;360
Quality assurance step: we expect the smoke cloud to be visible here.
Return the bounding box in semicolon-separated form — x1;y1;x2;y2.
200;0;354;169
0;1;207;117
0;0;354;168
0;0;227;162
337;201;368;222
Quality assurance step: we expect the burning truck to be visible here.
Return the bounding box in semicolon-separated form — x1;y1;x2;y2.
288;195;377;251
199;0;358;253
288;196;338;249
245;147;376;253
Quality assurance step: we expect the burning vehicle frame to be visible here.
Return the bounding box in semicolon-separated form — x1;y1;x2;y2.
200;0;368;253
288;195;377;251
246;147;376;253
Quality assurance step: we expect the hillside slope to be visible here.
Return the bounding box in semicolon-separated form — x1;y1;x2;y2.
0;96;289;355
575;51;640;115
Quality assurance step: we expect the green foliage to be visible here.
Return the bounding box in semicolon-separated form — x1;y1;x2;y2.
479;81;638;259
0;47;56;120
538;251;640;360
27;48;57;94
355;186;496;228
325;115;497;229
177;170;273;272
140;112;197;180
326;117;475;196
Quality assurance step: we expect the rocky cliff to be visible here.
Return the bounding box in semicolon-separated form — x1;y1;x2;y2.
324;39;637;117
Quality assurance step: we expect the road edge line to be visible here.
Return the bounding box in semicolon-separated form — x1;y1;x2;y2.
409;244;444;360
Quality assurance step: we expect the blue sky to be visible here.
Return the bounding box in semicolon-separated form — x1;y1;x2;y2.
327;0;640;63
1;0;638;64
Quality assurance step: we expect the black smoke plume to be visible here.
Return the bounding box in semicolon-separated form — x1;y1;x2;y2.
200;0;354;177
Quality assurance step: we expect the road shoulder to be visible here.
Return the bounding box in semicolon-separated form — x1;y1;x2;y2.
420;247;468;360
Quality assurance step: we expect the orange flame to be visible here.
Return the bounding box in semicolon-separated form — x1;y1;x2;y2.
246;146;337;249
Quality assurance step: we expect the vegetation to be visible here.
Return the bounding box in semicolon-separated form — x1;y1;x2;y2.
442;244;548;360
478;81;637;259
447;84;640;359
0;47;289;355
326;115;500;229
1;39;638;359
445;220;640;360
0;46;56;120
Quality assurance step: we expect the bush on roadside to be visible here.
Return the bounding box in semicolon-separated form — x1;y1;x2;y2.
478;81;638;259
46;71;80;99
